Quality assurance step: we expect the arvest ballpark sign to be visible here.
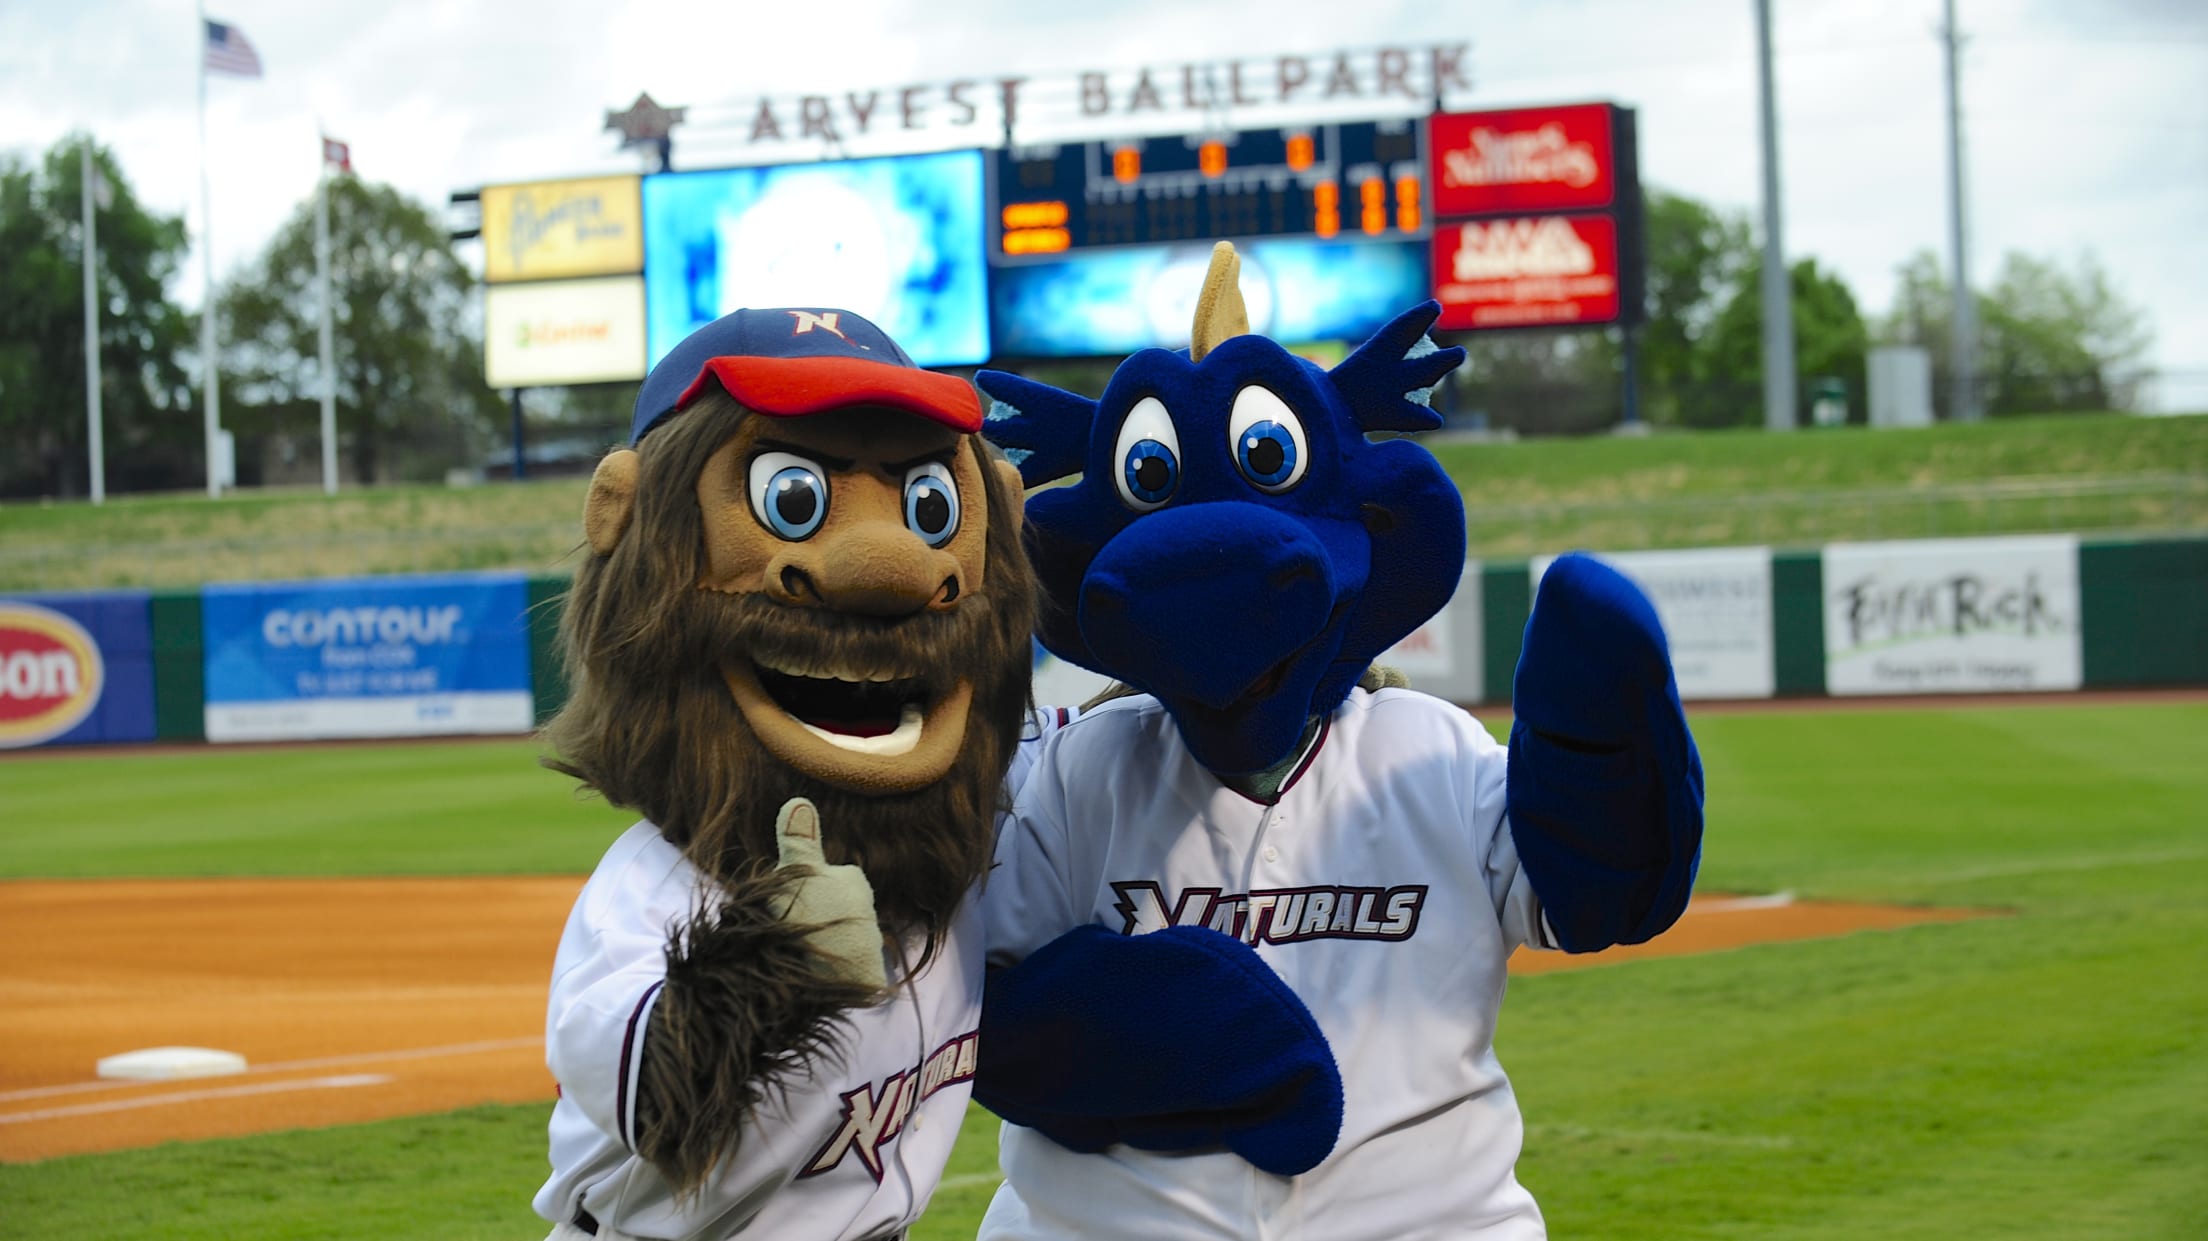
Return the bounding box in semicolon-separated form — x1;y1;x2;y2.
731;44;1472;145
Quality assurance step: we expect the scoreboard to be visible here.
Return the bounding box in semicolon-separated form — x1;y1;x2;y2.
991;119;1428;258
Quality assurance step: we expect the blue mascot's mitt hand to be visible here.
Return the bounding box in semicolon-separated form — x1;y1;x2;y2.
1507;553;1704;953
975;924;1342;1177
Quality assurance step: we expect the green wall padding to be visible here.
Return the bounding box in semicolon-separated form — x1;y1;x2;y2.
149;589;204;741
1771;551;1826;697
2079;536;2208;687
527;575;571;724
1481;560;1532;704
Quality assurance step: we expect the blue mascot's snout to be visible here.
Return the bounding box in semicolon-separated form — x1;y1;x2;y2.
1080;503;1339;712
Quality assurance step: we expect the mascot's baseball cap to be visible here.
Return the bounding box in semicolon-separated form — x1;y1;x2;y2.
630;307;982;444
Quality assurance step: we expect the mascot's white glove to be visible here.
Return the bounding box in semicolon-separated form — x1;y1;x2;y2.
773;798;889;992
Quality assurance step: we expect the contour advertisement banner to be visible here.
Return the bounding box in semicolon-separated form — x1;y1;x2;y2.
1533;548;1775;700
0;592;156;748
200;574;534;742
1823;535;2083;695
484;275;648;388
481;175;645;283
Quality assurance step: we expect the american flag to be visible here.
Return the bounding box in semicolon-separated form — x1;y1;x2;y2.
203;20;263;78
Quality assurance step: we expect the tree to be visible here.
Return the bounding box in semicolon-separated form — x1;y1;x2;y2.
0;136;197;499
219;176;502;484
1451;330;1623;436
1437;188;1794;433
1881;249;2151;416
1703;257;1870;427
1635;189;1756;427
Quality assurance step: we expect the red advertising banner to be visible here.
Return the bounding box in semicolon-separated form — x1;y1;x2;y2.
1429;103;1616;217
1431;213;1621;329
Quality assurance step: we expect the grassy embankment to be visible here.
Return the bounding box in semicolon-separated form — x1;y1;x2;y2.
3;413;2202;591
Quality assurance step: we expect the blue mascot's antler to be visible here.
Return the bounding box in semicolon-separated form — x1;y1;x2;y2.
977;371;1097;489
1328;301;1466;435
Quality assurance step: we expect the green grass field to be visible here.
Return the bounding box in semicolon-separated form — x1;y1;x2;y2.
4;412;2202;591
1;700;2204;1239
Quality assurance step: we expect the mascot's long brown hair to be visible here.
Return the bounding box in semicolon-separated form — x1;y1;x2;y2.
543;371;1037;1192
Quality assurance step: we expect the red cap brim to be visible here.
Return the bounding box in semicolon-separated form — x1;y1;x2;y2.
679;356;982;434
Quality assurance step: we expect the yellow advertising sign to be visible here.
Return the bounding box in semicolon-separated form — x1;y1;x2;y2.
481;175;643;283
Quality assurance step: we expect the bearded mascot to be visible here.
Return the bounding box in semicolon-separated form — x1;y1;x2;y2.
532;308;1345;1241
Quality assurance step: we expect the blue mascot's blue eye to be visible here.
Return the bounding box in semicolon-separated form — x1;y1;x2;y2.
748;451;830;541
1123;440;1179;507
1226;387;1310;494
903;463;960;548
1236;421;1299;488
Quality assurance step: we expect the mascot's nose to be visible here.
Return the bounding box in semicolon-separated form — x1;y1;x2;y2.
1081;503;1336;708
771;525;961;618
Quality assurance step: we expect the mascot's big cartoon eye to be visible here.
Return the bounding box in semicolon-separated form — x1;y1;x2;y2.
748;451;829;541
1227;386;1310;493
1113;396;1181;511
903;461;961;548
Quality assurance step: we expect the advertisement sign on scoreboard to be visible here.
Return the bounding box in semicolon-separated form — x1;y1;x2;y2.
1431;213;1620;329
1429;103;1619;217
480;175;645;284
1423;102;1642;332
484;276;647;388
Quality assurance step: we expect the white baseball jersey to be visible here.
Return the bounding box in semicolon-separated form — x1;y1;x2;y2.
980;687;1554;1241
535;708;1075;1241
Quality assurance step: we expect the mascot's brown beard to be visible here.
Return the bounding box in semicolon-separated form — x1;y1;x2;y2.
668;581;1027;944
543;391;1037;957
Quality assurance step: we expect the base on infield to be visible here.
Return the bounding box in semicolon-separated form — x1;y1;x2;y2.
95;1046;249;1082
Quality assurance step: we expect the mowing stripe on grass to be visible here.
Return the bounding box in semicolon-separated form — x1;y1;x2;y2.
1;1075;392;1125
1528;1122;1799;1150
1927;844;2208;884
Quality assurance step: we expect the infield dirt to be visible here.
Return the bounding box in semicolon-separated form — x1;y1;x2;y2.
0;878;1986;1162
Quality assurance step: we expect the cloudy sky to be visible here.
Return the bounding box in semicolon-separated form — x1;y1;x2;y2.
5;0;2204;408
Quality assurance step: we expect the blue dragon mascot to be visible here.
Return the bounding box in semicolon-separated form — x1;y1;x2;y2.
969;243;1704;1239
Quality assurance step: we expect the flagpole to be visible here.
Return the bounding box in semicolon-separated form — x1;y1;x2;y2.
81;138;106;505
197;1;223;497
317;139;338;494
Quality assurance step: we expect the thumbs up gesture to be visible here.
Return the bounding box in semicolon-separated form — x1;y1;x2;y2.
773;798;889;992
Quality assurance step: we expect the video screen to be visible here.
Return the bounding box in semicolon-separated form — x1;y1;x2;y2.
643;151;990;369
989;236;1429;358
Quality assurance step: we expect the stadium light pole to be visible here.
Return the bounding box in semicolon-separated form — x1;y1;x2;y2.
1753;0;1797;431
81;139;106;504
316;153;339;494
1942;0;1979;422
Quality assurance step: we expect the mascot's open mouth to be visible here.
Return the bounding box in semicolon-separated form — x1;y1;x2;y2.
751;655;933;756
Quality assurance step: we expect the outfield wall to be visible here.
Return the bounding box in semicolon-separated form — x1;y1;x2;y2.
4;533;2204;749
